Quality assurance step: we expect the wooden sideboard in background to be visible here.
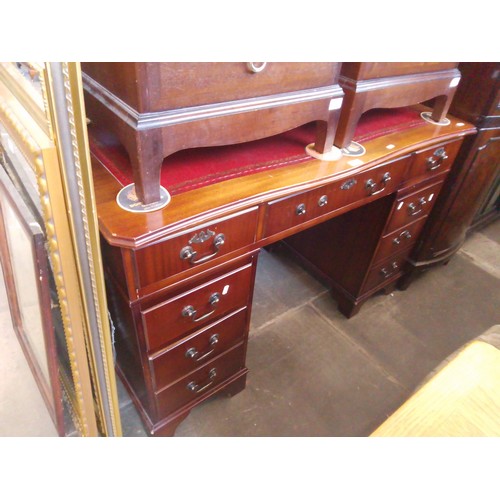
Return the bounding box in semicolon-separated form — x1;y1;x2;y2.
400;62;500;288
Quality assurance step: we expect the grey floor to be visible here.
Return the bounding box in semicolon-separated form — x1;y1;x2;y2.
1;219;500;437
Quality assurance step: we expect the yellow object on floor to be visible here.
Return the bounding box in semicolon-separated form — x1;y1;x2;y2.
371;341;500;437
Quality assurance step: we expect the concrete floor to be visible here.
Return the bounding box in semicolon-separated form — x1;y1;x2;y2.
1;218;500;437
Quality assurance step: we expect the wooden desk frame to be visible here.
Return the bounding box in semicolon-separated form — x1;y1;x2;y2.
93;106;475;436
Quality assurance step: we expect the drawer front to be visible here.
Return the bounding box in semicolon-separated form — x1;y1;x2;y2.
155;342;246;417
142;262;254;352
385;182;443;234
408;139;462;181
150;308;248;391
134;208;258;289
343;156;408;205
362;250;411;293
152;63;340;111
264;183;341;238
264;156;409;238
373;217;428;264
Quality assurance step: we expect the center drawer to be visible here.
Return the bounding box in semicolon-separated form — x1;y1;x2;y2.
141;262;254;352
264;155;410;238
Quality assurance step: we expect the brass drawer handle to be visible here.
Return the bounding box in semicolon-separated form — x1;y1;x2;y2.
365;172;392;196
180;233;225;265
407;197;427;216
182;293;221;323
318;195;328;207
426;148;448;171
296;203;306;216
246;62;267;73
393;230;412;246
185;334;220;362
380;262;399;279
187;368;217;393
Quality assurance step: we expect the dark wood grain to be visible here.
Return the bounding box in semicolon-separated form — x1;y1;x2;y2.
448;62;500;124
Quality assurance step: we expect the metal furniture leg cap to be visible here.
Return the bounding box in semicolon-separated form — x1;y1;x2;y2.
116;184;171;213
421;112;451;126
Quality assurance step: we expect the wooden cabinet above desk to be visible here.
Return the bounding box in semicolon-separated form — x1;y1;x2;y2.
92;105;475;436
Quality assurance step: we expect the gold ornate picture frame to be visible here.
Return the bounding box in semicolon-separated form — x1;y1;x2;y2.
0;62;121;436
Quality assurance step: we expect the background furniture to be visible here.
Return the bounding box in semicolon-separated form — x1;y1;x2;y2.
82;63;344;204
371;325;500;437
334;62;460;149
400;62;500;288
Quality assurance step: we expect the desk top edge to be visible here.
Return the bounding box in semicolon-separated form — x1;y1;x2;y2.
93;106;476;249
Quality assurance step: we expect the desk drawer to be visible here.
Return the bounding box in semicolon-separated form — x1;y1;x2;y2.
134;207;258;289
142;262;254;352
264;155;409;238
155;342;246;417
385;181;443;234
342;156;408;205
408;139;462;181
373;217;428;265
264;183;340;238
150;308;248;391
362;250;411;293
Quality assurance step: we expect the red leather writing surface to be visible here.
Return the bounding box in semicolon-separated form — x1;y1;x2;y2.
89;107;425;195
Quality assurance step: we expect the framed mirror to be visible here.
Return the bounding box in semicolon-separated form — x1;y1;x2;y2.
0;62;121;436
0;160;66;435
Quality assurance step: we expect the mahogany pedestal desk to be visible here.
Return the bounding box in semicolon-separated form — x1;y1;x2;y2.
92;106;475;436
